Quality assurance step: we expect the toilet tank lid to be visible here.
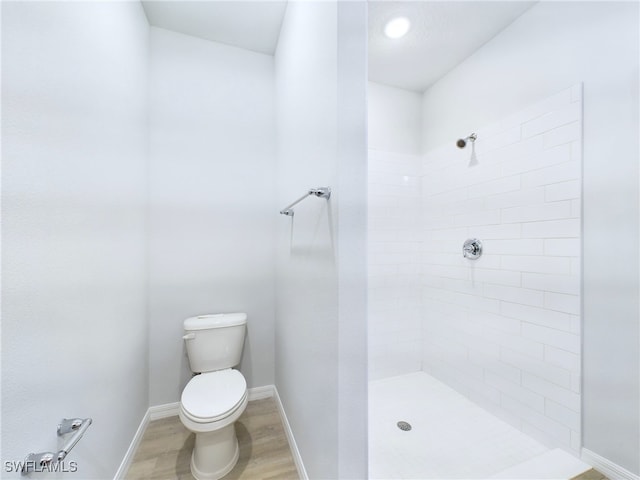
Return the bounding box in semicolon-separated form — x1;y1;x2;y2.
184;313;247;331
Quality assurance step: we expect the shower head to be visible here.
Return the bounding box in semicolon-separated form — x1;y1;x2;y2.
456;133;477;149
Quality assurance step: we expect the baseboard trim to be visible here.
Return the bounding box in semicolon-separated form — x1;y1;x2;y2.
113;408;150;479
272;386;309;480
148;401;180;420
581;448;640;480
248;384;275;401
114;384;306;480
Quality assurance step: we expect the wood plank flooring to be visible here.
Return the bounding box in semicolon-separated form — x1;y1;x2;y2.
126;395;607;480
126;397;299;480
571;469;609;480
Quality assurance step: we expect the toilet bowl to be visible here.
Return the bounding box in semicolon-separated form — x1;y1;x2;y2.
179;313;248;480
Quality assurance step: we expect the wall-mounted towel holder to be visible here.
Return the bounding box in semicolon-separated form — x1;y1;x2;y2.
21;417;92;475
279;187;331;217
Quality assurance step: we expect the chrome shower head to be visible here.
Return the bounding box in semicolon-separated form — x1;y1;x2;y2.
456;133;477;149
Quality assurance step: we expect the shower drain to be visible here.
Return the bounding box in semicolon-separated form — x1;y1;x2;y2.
397;421;412;431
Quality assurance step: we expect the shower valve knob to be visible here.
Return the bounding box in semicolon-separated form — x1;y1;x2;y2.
463;238;482;260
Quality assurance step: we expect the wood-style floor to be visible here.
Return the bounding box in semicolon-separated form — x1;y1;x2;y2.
126;395;607;480
126;397;299;480
571;469;609;480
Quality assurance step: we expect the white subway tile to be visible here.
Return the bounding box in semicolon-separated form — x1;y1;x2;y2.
521;160;580;188
482;239;544;256
477;354;523;385
501;88;572;131
454;209;501;227
484;284;544;307
544;345;580;372
543;122;581;149
441;197;488;216
544;292;580;315
522;372;580;412
473;268;522;287
502;202;572;224
522;273;580;295
477;126;521;153
570;199;581;218
571;430;581;452
570;84;583;103
545;180;580;202
471;254;502;270
485;328;544;359
543;238;580;256
571;373;580;393
486;187;545;211
452;292;500;313
501;255;572;275
425;264;469;280
486;371;544;412
570;140;582;162
521;102;581;139
427;227;469;242
427;187;469;205
501;348;571;389
501;302;574;332
502;144;571;177
522;323;580;353
467;175;521;198
502;396;572;445
489;135;546;167
453;210;500;226
521;219;580;238
473;223;522;239
475;311;522;334
468;382;502;409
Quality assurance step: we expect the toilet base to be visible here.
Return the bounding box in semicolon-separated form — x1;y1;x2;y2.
190;423;240;480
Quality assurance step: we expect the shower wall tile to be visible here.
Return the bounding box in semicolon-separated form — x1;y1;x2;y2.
421;85;582;453
368;149;423;380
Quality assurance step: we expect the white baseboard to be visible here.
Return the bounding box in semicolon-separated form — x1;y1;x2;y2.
248;384;275;401
114;384;307;480
113;409;150;479
581;448;640;480
272;386;309;480
148;401;180;420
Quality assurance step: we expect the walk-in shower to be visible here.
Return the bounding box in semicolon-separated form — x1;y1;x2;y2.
367;1;640;478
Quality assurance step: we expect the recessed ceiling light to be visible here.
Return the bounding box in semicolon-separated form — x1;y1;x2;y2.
384;17;411;39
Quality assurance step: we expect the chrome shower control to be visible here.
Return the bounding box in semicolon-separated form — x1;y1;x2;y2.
463;238;482;260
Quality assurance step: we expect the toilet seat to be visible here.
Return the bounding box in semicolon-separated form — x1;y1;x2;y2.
181;369;247;423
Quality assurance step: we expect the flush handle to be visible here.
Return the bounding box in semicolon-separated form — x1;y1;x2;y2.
182;333;196;340
463;238;482;260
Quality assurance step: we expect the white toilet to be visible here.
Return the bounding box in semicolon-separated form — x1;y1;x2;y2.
179;313;248;480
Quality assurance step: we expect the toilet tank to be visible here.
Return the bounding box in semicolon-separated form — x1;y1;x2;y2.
183;313;247;373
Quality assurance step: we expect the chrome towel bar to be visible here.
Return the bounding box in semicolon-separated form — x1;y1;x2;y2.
279;187;331;217
21;417;92;475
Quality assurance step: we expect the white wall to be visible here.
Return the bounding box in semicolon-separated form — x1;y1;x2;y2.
368;82;422;155
367;82;423;381
422;86;583;453
1;2;149;477
421;2;639;474
275;2;368;477
148;27;276;405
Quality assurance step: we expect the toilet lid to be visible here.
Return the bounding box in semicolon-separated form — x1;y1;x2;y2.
181;369;247;421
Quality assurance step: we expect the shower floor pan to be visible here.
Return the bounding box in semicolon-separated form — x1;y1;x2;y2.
369;372;590;479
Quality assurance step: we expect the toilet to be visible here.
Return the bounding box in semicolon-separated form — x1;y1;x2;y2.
179;313;248;480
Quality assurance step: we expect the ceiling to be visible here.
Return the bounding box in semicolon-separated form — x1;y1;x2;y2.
141;1;287;55
369;1;537;92
142;1;535;91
